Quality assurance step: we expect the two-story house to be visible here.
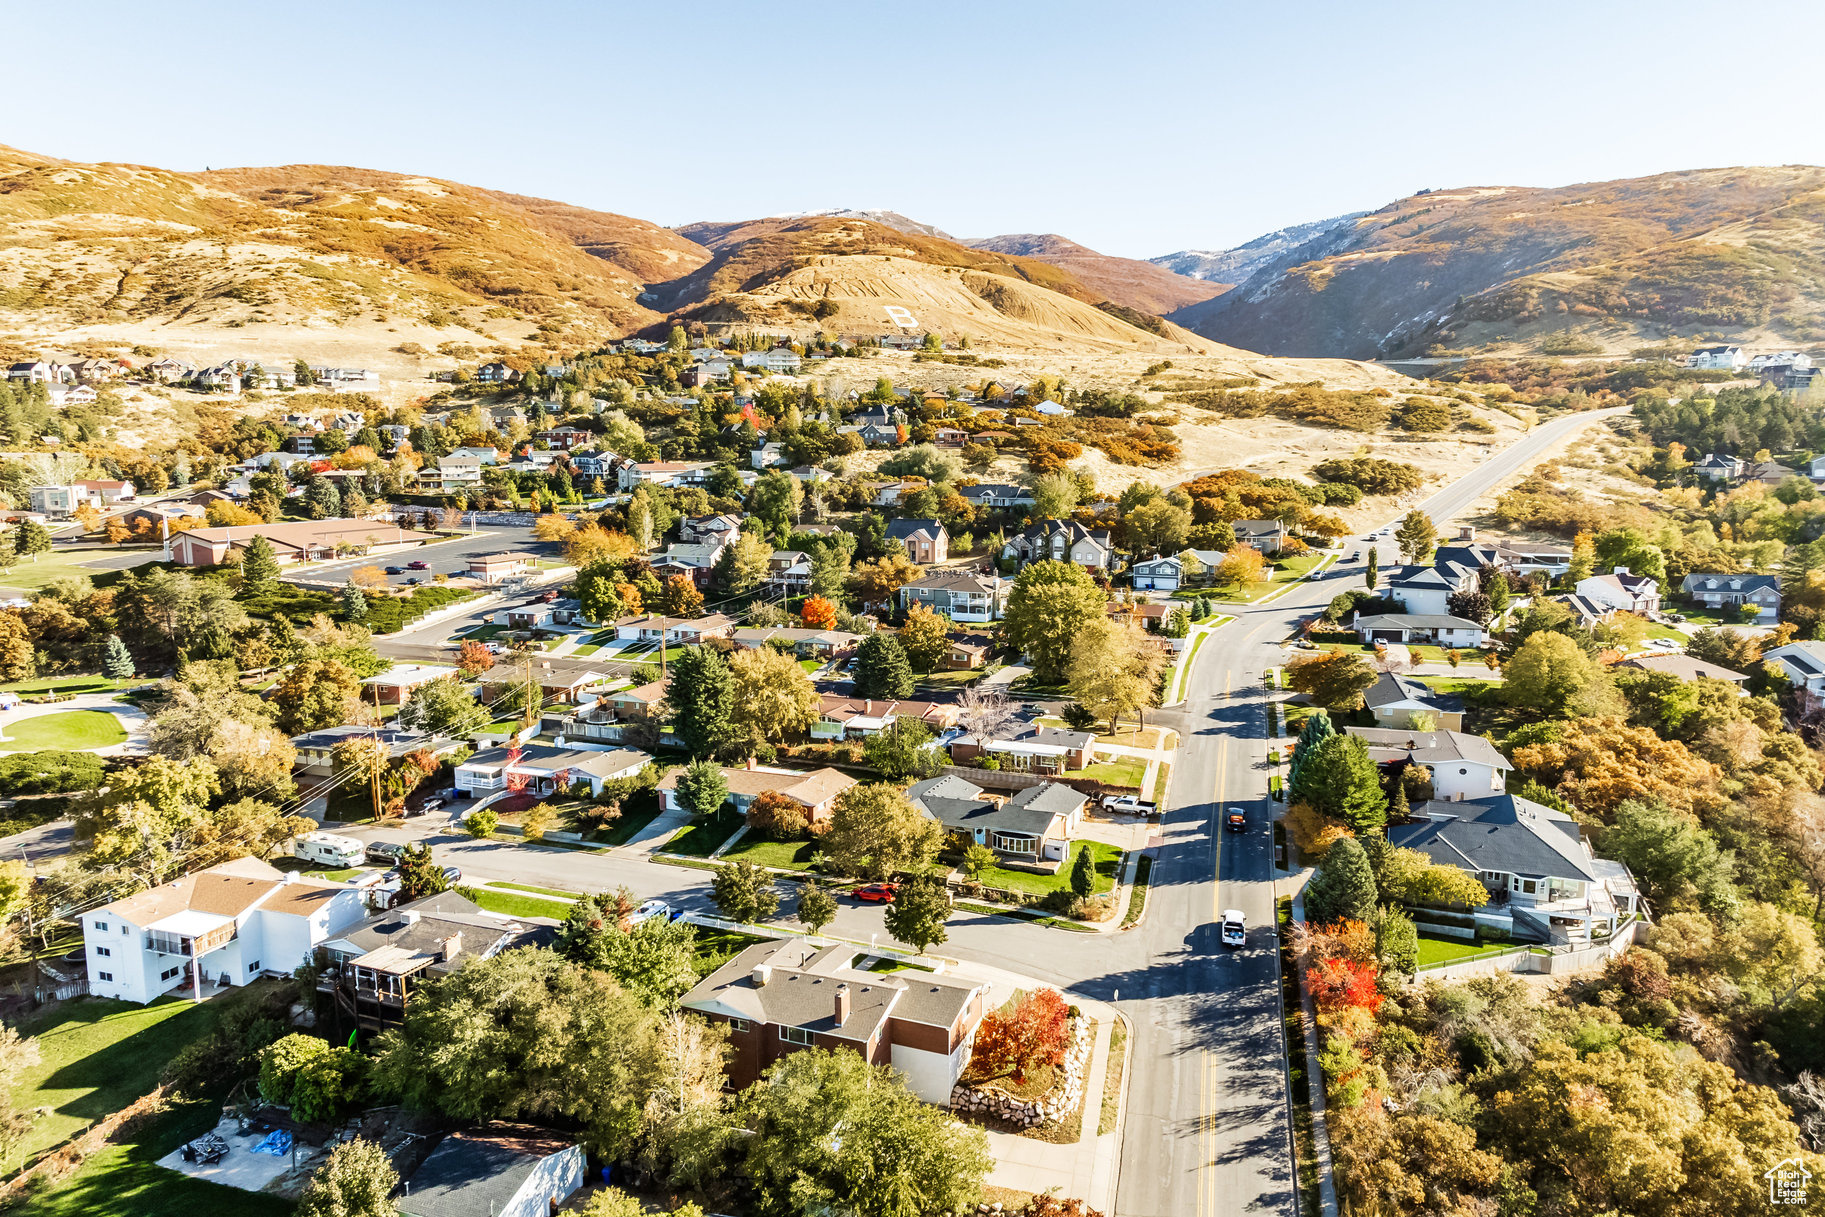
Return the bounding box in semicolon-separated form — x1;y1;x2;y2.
1680;572;1780;621
886;519;949;565
318;891;538;1030
1003;520;1113;571
1575;567;1661;615
1361;672;1465;732
897;571;1008;621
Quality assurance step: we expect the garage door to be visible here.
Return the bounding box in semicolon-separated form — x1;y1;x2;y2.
1371;630;1406;642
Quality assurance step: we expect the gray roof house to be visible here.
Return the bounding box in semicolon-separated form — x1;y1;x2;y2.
960;483;1035;509
1680;572;1780;620
1762;641;1825;693
907;774;1086;864
1353;613;1486;647
1621;652;1749;686
885;518;948;565
1345;725;1508;802
1231;519;1289;551
397;1125;584;1217
897;570;1009;621
1361;672;1464;732
1004;519;1113;570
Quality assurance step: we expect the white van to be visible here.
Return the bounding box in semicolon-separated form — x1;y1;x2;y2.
294;831;366;868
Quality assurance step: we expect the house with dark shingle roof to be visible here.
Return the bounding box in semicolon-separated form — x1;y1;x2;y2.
885;518;948;564
1361;672;1464;732
908;774;1085;864
949;722;1095;774
897;570;1008;621
397;1124;584;1217
1345;725;1508;801
1680;572;1780;621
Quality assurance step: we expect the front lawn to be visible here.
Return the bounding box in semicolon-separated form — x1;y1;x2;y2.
0;676;139;697
975;841;1122;897
1208;551;1328;603
721;834;820;871
666;807;744;856
596;803;664;847
0;550;162;592
1065;756;1148;789
465;888;573;920
0;711;127;753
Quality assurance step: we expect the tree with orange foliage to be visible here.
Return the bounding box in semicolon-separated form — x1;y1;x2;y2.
969;987;1071;1084
1308;956;1383;1016
1215;543;1267;587
206;500;264;527
799;595;838;631
616;581;642;617
566;526;636;568
656;574;704;619
349;565;388;590
458;640;496;675
1509;716;1720;819
106;519;131;546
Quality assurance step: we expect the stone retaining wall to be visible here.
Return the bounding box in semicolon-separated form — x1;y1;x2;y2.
950;1016;1092;1128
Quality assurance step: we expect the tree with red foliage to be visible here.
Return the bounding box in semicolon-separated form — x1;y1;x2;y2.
800;595;839;631
1308;956;1382;1016
970;987;1071;1084
458;640;496;676
746;789;811;841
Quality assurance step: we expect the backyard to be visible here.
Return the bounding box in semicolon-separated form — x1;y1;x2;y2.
0;712;128;753
1414;933;1528;968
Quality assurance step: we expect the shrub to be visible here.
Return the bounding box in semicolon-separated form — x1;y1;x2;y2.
465;808;499;838
258;1033;330;1106
746;789;810;841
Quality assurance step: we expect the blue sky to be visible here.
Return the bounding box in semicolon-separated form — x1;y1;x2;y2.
10;0;1825;259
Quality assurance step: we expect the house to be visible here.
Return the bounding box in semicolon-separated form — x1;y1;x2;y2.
6;361;68;384
680;513;743;546
454;745;650;797
46;384;98;408
751;441;787;469
897;571;1008;622
885;518;949;565
83;858;366;1005
111;501;205;537
950;723;1094;774
1549;592;1614;628
814;694;959;739
1386;567;1457;616
654;541;727;585
1575;567;1661;615
310;368;380;393
678;939;986;1103
290;725;435;778
417;455;484;490
1680;573;1780;620
71;357;123;382
536;425;592;451
467;551;538;583
542;679;671;746
28;485;101;518
763;550;812;594
1361;672;1465;732
610;613;738;644
932;427;967;448
397;1125;584;1217
728;627;860;659
657;762;855;825
478;666;612;707
145;357;196;383
1108;601;1171;631
1686;345;1747;372
1003;520;1113;570
318;891;539;1030
1231;519;1289;554
447;445;501;466
493;604;556;631
1694;453;1744;482
1762;641;1825;693
362;664;460;706
475;361;521;384
852;421;900;447
617;461;713;491
1750;351;1811;374
959;483;1035;510
1352;613;1487;647
942;639;991;669
1130;554;1185;591
908;774;1086;864
1744;460;1796;486
1345;726;1508;802
168;519;438;567
1622;652;1750;687
1390;794;1642;944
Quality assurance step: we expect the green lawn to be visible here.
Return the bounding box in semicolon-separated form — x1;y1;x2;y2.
1416;676;1499;695
466;888;574;920
1414;934;1521;967
0;711;128;753
0;676;139;697
975;841;1123;897
666;807;744;856
494;880;586;899
721;834;820;870
570;643;602;656
1065;756;1148;789
1204;551;1329;604
0;550;162;592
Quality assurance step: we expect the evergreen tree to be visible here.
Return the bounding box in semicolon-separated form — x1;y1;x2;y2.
1486;570;1511;620
667;648;733;757
241;534;281;593
1069;844;1095;897
102;634;135;680
1304;836;1377;923
15;519;51;560
853;633;914;699
1389;776;1410;821
1288;709;1335;788
1365;546;1378;592
340;582;368;622
1289;735;1387;834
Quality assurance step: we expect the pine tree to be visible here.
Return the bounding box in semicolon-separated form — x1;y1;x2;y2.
1364;546;1378;592
1288;709;1335;788
241;534;281;593
102;634;135;680
853;633;914;699
1069;844;1095;897
16;518;51;559
1304;836;1378;923
1389;776;1410;821
340;582;369;622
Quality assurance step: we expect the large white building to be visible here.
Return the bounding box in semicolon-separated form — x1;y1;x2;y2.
83;858;367;1004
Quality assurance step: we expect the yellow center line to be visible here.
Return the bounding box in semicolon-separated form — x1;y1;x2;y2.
1212;746;1228;923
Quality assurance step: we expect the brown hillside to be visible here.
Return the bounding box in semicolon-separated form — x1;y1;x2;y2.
966;232;1229;314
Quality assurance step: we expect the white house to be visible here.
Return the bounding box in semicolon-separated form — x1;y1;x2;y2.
1575;567;1661;615
1386;567;1457;616
1346;726;1508;802
454;745;650;798
1763;641;1825;694
83;858;366;1004
1679;573;1780;621
1686;345;1747;372
1362;672;1464;732
1353;613;1486;647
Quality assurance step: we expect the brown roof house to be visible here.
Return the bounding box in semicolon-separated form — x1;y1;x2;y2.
657;761;855;826
678;939;986;1103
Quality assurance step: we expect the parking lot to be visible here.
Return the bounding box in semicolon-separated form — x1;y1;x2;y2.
302;524;564;588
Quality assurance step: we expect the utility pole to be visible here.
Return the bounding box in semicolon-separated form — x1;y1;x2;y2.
369;685;383;821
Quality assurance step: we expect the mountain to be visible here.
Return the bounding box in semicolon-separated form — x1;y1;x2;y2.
1168;167;1825;359
662;216;1212;352
1151;212;1365;285
771;209;956;240
964;233;1228;316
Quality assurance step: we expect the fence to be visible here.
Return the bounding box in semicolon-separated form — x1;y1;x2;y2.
1412;917;1641;983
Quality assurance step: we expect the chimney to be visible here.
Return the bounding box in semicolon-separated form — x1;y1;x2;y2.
751;964;772;987
401;910;420;926
441;932;463;963
834;983;850;1026
1457;525;1476;541
1613;566;1629;576
746;756;758;771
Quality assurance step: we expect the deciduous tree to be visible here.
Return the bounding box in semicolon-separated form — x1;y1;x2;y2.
884;874;951;953
711;859;780;924
1002;560;1107;684
728;645;819;748
1066;617;1164;732
898;602;951;674
972;988;1070;1084
796;881;837;933
824;783;944;880
297;1138;397;1217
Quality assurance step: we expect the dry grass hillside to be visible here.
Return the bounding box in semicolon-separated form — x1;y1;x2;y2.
1175;166;1825;359
965;232;1228;315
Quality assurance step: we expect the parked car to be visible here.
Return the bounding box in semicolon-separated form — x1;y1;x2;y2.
852;883;898;903
484;642;507;654
1221;909;1246;948
1101;795;1157;815
1225;807;1247;832
627;899;673;926
416;797;445;816
404;577;421;586
538;589;560;603
364;840;406;865
385;566;405;575
407;560;430;570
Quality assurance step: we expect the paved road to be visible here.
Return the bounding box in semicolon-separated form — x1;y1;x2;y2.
305;524;562;589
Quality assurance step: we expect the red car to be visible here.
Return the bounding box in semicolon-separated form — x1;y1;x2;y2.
852;883;898;904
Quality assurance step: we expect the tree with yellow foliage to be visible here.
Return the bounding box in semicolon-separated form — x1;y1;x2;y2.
1215;543;1267;587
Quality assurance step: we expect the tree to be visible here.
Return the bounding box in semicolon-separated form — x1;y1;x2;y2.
1069;843;1095;896
1067;617;1165;733
800;595;838;630
464;807;498;838
848;553;922;610
956;684;1016;746
898;602;951;674
1289;708;1336;788
394;675;486;738
102;633;134;679
1601;799;1738;914
863;716;942;781
674;758;730;816
884;874;951;953
728;646;819;748
711;859;779;924
1124;499;1192;555
738;1048;991;1217
666;648;733;757
1304;837;1378;923
714;532;773;594
972;988;1070;1084
292;1046;370;1123
748;470;803;539
395;842;450;901
656;573;705;618
1511;716;1719;819
241;534;281;593
1395;510;1435;564
853;632;914;699
271;658;361;735
1289;735;1386;834
1032;471;1079;520
339;581;368;623
1503;632;1619;718
824;783;944;880
297;1138;398;1217
797;881;837;933
259;1032;331;1105
1215;544;1267;587
1445;589;1492;625
73;754;222;885
1377;845;1490;908
521;801;555;842
746;789;810;841
457;639;496;675
14;519;50;560
1003;560;1108;684
1286;650;1376;712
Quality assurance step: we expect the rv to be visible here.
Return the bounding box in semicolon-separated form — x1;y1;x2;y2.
294;831;365;868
